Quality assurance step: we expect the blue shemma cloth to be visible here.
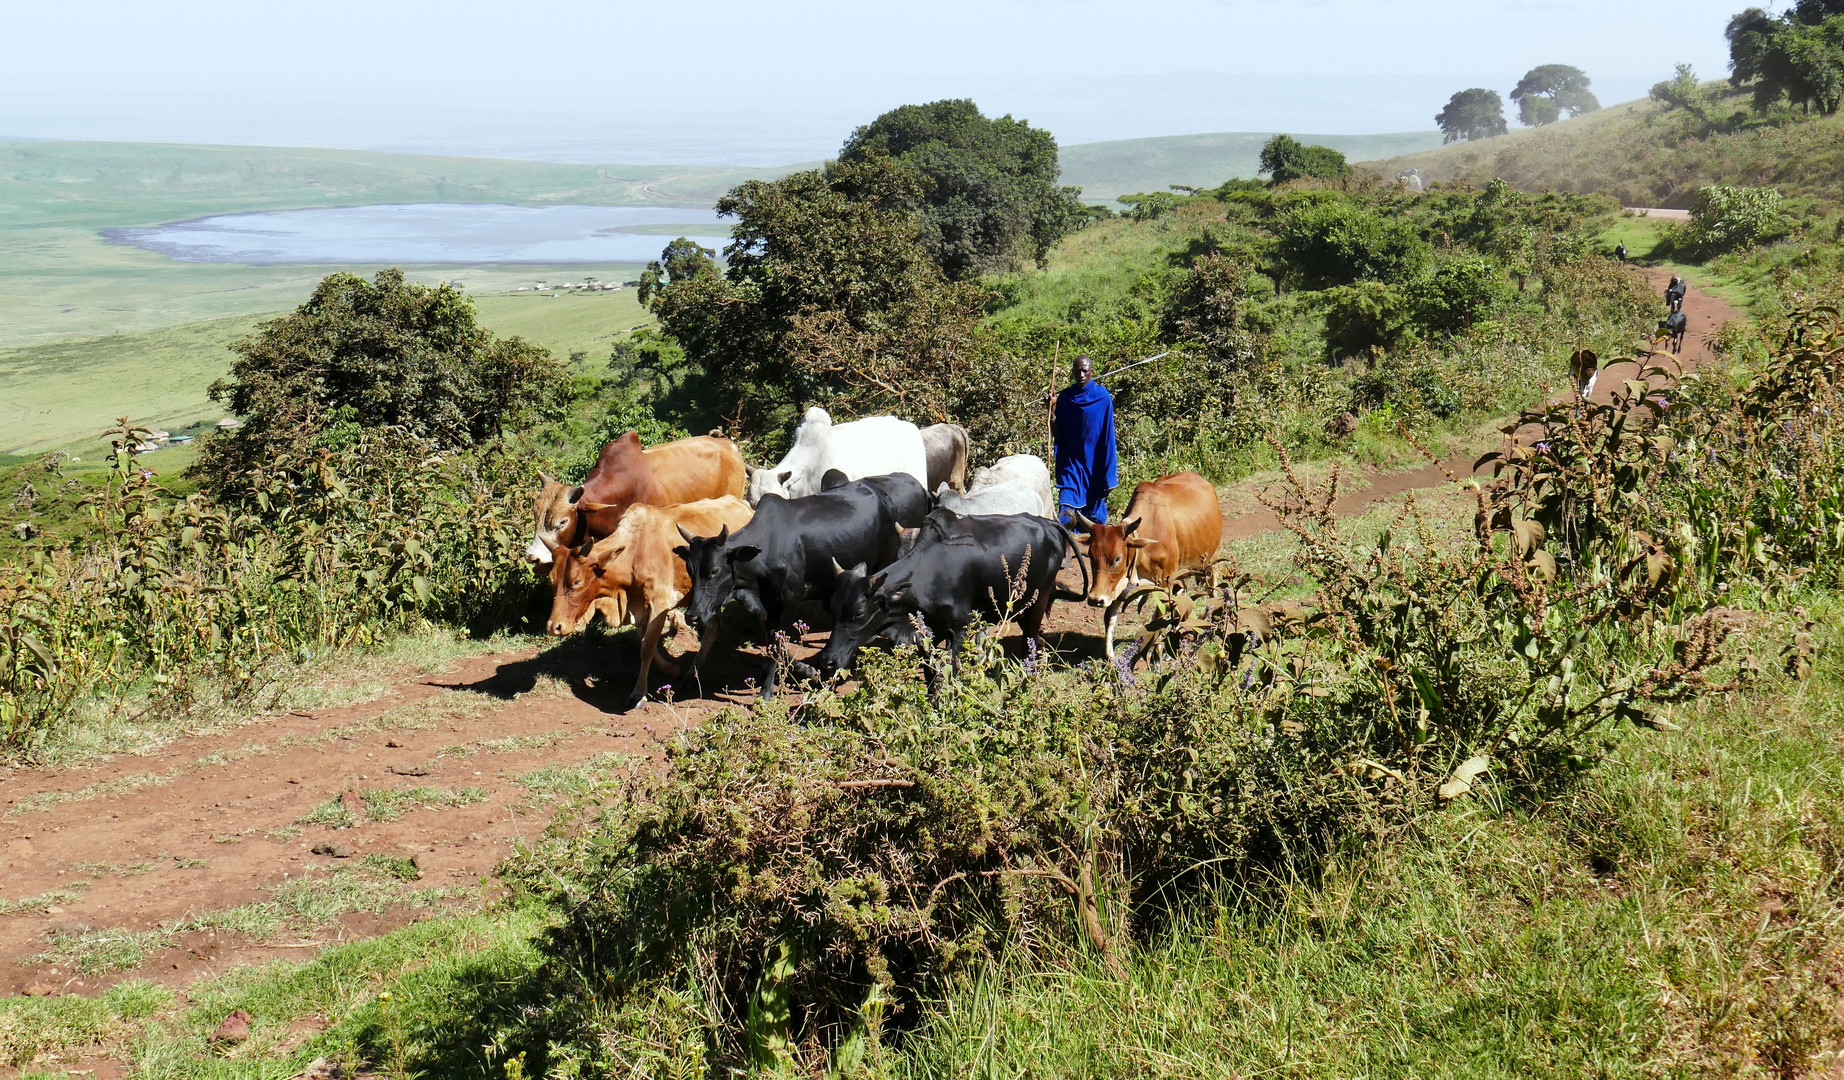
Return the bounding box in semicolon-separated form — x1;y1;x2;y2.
1053;379;1118;524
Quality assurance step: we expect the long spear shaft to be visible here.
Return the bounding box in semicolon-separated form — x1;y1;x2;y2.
1096;351;1170;382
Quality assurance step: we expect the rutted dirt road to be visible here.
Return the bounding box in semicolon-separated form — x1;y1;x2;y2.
0;268;1740;1036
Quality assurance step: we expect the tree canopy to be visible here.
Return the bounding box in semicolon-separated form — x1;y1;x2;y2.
1256;135;1353;185
838;99;1087;279
1436;89;1510;143
194;269;564;497
1727;4;1844;114
1511;64;1601;126
644;156;988;435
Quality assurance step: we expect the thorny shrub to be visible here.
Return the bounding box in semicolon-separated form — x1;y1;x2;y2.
0;420;544;753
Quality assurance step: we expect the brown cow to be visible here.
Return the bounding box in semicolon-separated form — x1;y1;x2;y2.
1074;472;1223;661
546;496;753;708
526;431;745;565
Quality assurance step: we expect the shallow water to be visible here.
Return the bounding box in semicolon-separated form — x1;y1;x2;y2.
103;203;729;265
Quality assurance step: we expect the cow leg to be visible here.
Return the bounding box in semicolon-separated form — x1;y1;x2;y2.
1021;585;1054;651
626;607;671;709
1102;599;1125;663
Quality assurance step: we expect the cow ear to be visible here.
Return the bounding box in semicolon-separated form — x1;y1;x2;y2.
1125;536;1153;549
777;470;793;485
567;485;585;505
866;572;888;595
672;545;691;561
1121;516;1142;537
850;562;867;577
728;544;761;563
578;500;618;514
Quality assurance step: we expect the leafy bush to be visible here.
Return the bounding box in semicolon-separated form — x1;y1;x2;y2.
1272;199;1431;289
1674;184;1792;257
194;269;567;500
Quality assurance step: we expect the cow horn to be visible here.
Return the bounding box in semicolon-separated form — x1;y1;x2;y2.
537;470;557;488
1072;511;1096;530
716;524;730;544
831;558;846;575
677;524;697;544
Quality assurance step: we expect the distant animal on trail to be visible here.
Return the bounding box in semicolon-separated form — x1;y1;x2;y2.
544;496;753;709
1074;471;1224;661
813;508;1082;682
745;407;928;505
527;431;744;565
1665;276;1687;313
934;453;1055;518
1656;310;1688;352
920;422;971;494
680;473;928;697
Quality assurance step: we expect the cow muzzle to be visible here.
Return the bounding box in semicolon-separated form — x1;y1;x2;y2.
525;535;554;565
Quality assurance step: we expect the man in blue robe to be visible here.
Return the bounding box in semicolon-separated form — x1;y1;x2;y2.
1049;354;1117;524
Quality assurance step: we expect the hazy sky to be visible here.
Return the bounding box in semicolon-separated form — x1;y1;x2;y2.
2;0;1748;164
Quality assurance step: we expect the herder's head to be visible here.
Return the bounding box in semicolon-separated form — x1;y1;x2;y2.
1072;354;1094;390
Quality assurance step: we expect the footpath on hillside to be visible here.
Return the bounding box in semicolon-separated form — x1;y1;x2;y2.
0;268;1740;1059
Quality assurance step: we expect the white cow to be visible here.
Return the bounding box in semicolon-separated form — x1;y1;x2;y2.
746;408;929;505
940;454;1055;517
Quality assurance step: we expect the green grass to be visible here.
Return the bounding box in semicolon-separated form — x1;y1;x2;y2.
1365;87;1844;209
1059;130;1446;203
0;278;649;457
360;785;489;822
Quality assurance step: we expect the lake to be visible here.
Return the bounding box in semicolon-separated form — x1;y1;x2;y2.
102;203;730;265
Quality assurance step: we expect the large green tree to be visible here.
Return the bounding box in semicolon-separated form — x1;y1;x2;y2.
1510;64;1601;126
1256;135;1353;185
1435;88;1510;143
1728;5;1844;114
837;99;1086;279
645;156;988;436
194;269;564;497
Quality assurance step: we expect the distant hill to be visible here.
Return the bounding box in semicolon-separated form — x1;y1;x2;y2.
1361;91;1844;207
0;140;799;229
1058;131;1447;202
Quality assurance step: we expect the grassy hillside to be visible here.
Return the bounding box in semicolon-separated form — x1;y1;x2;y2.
1060;130;1446;202
0;288;649;456
0;140;792;228
1362;89;1844;207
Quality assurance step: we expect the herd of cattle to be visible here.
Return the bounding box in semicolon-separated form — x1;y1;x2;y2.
525;406;1225;707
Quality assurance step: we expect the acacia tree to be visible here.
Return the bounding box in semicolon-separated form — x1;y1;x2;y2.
1436;89;1510;142
1511;64;1601;126
838;99;1087;279
644;156;988;436
194;269;564;498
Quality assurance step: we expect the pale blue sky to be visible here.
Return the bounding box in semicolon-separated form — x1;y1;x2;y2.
2;0;1751;163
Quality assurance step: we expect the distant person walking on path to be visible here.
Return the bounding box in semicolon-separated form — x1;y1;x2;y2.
1048;354;1118;525
1666;276;1687;313
1615;243;1628;262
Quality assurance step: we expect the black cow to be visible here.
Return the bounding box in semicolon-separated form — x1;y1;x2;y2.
813;509;1083;681
1666;276;1687;313
676;473;927;697
1657;310;1688;351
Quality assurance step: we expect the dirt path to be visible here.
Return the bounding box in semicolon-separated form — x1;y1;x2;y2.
0;269;1743;1059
